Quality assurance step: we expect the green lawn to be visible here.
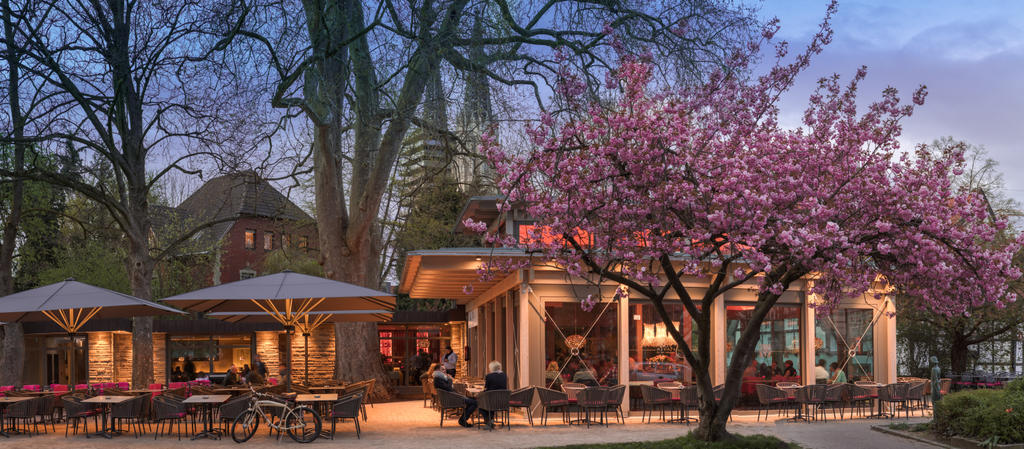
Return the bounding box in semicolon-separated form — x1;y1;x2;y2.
540;433;798;449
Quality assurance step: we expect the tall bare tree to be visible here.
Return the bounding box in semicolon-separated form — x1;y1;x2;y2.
0;0;267;387
213;0;757;396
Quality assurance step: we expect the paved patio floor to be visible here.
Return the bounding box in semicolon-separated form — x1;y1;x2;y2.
0;400;936;448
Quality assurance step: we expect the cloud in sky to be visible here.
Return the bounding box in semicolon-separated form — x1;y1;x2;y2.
755;0;1024;203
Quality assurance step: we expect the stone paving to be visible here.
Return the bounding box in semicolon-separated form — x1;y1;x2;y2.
0;400;936;449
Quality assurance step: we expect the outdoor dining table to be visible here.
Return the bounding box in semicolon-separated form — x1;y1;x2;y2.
296;393;338;438
465;386;483;397
81;395;134;438
562;385;586;402
859;383;889;418
182;394;231;440
0;396;32;437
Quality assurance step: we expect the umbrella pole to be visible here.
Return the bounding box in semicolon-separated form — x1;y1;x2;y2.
285;326;295;392
303;332;310;385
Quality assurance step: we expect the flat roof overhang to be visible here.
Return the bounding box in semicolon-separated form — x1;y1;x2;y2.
399;247;531;302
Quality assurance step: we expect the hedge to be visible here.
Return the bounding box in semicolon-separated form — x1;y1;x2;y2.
933;378;1024;444
542;433;798;449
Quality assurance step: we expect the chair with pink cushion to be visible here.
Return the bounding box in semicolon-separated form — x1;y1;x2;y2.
50;384;69;392
22;384;41;391
117;382;130;390
74;384;89;391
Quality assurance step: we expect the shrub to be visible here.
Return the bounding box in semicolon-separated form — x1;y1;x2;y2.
933;387;1024;443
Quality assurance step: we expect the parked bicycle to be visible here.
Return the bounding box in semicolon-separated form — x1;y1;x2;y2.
231;387;322;443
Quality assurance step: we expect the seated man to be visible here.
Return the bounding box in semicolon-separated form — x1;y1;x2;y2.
433;365;476;428
223;365;241;386
481;360;508;428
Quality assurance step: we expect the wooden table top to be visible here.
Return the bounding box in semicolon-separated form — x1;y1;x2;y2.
308;386;346;391
295;394;337;402
183;394;231;404
0;396;32;403
82;395;134;404
14;391;52;396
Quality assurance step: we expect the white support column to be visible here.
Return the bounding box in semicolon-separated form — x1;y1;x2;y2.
618;287;630;416
710;299;726;385
802;294;816;386
877;296;898;384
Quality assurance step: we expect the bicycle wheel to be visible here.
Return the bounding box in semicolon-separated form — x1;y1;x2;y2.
285;405;322;443
231;409;260;443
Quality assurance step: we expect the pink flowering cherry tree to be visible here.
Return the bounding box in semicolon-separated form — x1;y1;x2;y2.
469;3;1022;441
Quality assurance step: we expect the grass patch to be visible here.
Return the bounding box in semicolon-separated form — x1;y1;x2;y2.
540;433;798;449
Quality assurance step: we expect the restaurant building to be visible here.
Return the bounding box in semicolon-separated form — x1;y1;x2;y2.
399;197;898;412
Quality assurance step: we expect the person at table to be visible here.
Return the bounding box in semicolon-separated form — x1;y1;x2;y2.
829;362;848;384
253;354;268;379
223;365;242;386
172;366;185;382
480;360;508;429
782;360;798;377
572;366;599;386
242;364;252;380
184;357;196;381
433;365;475;428
443;345;458;377
814;359;829;384
770;361;782;376
280;362;292;386
742;358;759;378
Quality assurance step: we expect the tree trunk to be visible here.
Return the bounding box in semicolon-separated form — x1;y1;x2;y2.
950;337;971;374
0;323;23;386
0;0;27;387
128;236;155;388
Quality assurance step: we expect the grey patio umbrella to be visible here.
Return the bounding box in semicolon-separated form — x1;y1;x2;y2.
0;278;186;387
0;278;185;333
161;270;396;388
205;309;394;383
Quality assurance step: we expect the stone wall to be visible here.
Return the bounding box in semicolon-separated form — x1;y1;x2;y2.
449;321;468;376
153;333;166;385
113;332;132;383
291;326;335;385
87;332;114;383
255;331;282;379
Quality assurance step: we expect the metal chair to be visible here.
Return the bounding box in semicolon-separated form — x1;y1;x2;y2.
536;387;570;426
152;395;191;440
604;385;626;424
6;397;41;436
436;389;469;428
62;394;100;437
476;389;511;431
509;387;535;426
819;384;846;421
639;384;673;423
329;392;364;439
217;393;251;434
575;387;609;428
754;384;790;421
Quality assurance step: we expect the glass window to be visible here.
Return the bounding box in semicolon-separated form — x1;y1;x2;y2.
628;302;698;383
168;335;252;382
264;231;274;251
815;308;874;382
378;324;448;386
239;269;256;280
244;230;255;249
282;234;290;249
726;304;802;380
544;300;618;388
299;235;308;250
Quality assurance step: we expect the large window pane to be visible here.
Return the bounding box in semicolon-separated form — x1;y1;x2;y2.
726;304;802;378
544;301;617;388
378;324;448;386
168;334;252;382
628;302;696;383
815;308;874;382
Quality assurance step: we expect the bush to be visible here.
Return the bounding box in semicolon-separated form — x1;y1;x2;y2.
542;433;797;449
933;386;1024;443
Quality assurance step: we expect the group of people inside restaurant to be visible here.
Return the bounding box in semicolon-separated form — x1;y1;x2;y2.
170;354;290;386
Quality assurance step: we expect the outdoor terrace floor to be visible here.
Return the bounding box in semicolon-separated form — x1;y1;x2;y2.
2;400;934;449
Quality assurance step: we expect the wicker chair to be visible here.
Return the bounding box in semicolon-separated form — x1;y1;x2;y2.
509;387;535;426
754;384;790;422
6;397;41;436
819;384;847;421
112;393;150;438
639;384;673;423
152;395;191;440
604;385;626;424
679;386;701;423
422;378;433;407
346;382;371;421
63;394;100;437
218;393;252;434
33;394;59;433
476;389;511;431
329;392;364;439
437;389;469;428
879;383;910;420
575;387;608;428
847;384;874;417
536;387;569;426
906;382;927;414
